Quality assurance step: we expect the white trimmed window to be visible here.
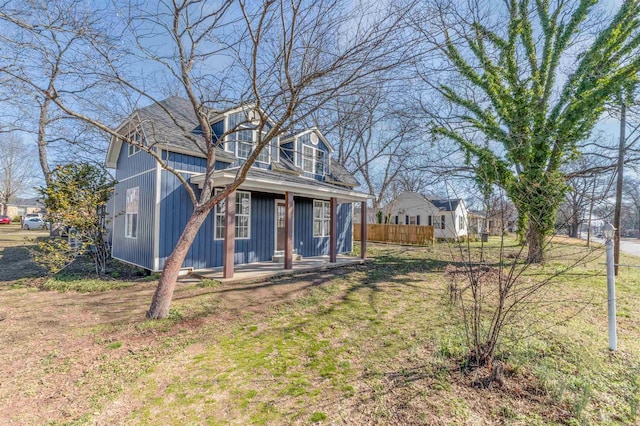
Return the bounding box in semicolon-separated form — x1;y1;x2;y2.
458;216;465;230
127;131;143;156
233;129;270;163
235;129;254;160
313;200;330;237
302;144;326;175
409;216;417;225
303;145;314;172
125;187;139;239
215;190;251;240
315;149;325;175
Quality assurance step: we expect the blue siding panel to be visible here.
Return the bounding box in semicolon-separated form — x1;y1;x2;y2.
159;169;277;270
293;197;353;257
164;151;231;172
114;145;156;181
281;142;295;164
166;151;207;173
212;120;224;140
155;151;353;270
112;171;156;270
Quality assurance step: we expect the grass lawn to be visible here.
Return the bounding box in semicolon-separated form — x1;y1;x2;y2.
1;227;639;425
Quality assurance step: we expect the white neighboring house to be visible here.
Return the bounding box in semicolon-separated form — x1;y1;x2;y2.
381;191;469;240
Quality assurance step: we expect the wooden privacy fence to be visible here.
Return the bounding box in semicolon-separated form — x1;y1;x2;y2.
354;224;435;245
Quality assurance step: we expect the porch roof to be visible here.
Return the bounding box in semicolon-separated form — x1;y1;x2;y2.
190;168;371;202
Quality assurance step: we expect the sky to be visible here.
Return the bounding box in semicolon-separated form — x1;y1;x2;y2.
0;0;637;202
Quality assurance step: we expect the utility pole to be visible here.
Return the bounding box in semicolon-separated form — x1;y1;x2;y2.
614;100;626;276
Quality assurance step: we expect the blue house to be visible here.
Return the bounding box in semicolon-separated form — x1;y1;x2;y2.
105;97;369;276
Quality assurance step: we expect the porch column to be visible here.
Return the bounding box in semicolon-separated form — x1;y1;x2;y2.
223;190;236;279
284;191;294;270
360;201;367;259
330;197;337;263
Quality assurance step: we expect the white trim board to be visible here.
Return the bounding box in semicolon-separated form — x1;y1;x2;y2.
153;159;162;272
191;170;370;203
116;168;155;183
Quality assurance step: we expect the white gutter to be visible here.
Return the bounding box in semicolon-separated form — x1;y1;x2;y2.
190;171;371;202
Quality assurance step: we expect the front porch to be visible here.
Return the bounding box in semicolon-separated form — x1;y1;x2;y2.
191;254;367;283
191;168;370;279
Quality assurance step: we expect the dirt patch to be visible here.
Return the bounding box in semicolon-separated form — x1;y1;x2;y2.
0;246;356;425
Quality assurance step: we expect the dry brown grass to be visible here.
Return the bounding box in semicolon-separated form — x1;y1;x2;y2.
0;237;638;425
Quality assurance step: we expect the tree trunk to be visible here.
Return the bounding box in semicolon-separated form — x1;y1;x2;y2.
570;216;579;238
526;223;544;263
38;97;52;186
147;207;209;319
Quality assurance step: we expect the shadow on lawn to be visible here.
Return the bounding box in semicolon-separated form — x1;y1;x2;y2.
336;249;464;302
0;245;47;282
181;247;460;324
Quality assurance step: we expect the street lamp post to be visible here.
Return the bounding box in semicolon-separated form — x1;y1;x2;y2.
602;222;617;351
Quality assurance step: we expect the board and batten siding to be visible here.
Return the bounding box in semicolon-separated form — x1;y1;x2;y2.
111;172;156;270
110;141;157;269
157;174;353;269
158;166;277;270
114;141;157;181
294;197;352;257
158;151;277;270
162;150;230;172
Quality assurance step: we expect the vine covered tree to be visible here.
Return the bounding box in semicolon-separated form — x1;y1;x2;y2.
420;0;640;262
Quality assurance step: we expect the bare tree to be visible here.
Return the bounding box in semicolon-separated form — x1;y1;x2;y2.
621;177;640;235
446;191;600;378
557;155;615;238
309;82;423;217
0;133;37;215
6;0;417;318
0;0;121;183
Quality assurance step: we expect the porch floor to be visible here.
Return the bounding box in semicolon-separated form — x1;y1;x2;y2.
191;255;367;283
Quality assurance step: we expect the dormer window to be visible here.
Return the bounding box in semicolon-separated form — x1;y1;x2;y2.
233;129;270;163
225;109;272;163
127;131;143;157
302;144;325;175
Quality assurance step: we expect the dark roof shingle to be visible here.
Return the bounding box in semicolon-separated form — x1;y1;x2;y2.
128;96;359;189
135;96;236;163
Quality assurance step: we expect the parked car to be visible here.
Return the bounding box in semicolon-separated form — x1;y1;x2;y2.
23;217;48;230
0;215;11;224
24;213;44;220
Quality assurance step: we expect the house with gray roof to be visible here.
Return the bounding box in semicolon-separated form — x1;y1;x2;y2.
381;191;469;240
105;96;369;273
